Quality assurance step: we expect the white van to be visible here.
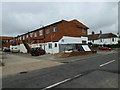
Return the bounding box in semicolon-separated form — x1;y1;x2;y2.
10;45;20;53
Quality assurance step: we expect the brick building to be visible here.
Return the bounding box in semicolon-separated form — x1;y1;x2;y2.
10;19;91;53
0;36;13;49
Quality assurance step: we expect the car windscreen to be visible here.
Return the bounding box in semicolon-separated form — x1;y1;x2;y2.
32;48;43;51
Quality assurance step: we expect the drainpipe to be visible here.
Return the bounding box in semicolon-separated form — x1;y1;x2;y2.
43;26;45;50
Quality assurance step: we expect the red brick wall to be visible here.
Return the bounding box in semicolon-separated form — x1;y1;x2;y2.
13;20;88;45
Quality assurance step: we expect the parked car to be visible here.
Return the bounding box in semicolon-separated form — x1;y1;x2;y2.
92;50;97;53
31;47;46;56
3;48;10;52
99;47;112;50
64;49;73;53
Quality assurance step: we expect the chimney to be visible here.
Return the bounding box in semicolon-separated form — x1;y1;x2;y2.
100;30;102;34
92;31;94;35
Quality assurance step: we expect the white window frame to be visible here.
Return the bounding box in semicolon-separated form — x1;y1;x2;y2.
112;38;114;42
46;28;50;34
34;32;37;37
30;33;33;37
23;36;25;40
48;43;52;49
53;26;57;32
26;34;28;38
20;37;21;40
18;37;20;40
82;28;85;34
39;30;43;36
55;43;57;47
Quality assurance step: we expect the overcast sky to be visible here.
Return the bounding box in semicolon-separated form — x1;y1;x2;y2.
1;2;118;37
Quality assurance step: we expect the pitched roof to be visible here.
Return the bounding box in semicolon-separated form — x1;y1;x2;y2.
88;33;117;40
100;33;117;38
15;19;89;38
88;34;100;40
70;19;89;29
16;20;67;37
0;36;13;40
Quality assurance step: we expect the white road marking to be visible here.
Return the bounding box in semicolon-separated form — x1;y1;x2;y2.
100;60;115;67
42;74;82;90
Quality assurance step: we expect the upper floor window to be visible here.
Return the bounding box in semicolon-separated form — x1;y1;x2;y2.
46;28;50;34
82;28;85;34
18;37;20;40
34;32;37;37
23;36;25;40
26;34;28;38
53;26;58;32
30;33;33;37
20;37;22;40
39;30;43;36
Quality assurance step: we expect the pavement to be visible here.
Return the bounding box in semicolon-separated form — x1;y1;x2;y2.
1;52;63;78
2;51;119;88
5;49;118;63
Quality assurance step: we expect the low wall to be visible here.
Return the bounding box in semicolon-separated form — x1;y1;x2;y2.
55;51;93;58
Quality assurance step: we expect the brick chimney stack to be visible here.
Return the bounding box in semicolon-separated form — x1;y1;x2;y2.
100;30;102;34
92;31;94;35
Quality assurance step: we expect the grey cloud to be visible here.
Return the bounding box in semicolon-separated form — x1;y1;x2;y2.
2;2;118;37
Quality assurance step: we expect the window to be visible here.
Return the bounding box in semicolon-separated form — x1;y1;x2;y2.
82;28;85;34
53;26;57;32
39;30;43;36
100;39;102;42
26;34;28;38
20;37;21;40
55;43;57;47
82;40;86;44
34;32;37;37
92;40;94;43
48;43;52;49
18;37;20;40
23;36;25;40
39;45;42;48
30;33;33;37
112;38;114;42
46;28;50;34
6;40;8;43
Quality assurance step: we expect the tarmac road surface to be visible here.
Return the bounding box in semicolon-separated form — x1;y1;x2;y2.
2;51;119;88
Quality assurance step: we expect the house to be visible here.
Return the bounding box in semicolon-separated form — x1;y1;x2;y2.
88;31;119;45
0;36;13;49
10;19;91;54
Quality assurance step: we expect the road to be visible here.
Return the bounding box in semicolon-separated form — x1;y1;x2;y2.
2;51;119;88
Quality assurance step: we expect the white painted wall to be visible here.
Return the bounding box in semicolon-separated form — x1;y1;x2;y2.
30;42;59;54
89;37;119;45
58;36;88;44
20;44;27;53
45;42;59;54
81;36;88;43
29;36;89;54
